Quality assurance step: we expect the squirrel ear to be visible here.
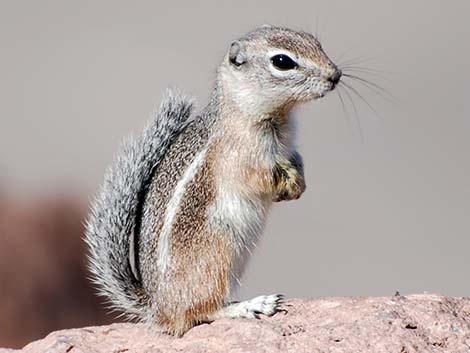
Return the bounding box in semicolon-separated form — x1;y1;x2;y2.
229;41;246;67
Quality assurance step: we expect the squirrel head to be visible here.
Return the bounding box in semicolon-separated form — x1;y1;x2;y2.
219;25;341;117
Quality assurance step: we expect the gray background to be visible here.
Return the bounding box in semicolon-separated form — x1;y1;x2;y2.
1;0;469;299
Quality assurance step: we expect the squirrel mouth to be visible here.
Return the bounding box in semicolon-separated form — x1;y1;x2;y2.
314;79;339;99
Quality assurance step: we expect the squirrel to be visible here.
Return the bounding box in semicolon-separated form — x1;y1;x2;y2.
85;25;341;337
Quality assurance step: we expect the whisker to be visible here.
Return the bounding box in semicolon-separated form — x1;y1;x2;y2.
315;17;320;41
336;86;364;142
343;73;398;103
341;68;391;82
341;66;397;83
336;88;348;119
337;56;374;68
341;65;397;75
313;16;327;43
341;81;383;120
335;46;356;64
338;85;364;142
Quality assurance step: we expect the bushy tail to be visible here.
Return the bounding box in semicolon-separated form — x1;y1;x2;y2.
84;89;194;320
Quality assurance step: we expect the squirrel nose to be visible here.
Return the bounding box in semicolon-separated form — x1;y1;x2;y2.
327;69;342;85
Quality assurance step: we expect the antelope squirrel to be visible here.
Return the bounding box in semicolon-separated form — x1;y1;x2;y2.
85;25;341;336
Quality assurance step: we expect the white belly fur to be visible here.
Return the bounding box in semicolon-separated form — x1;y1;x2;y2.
209;186;272;295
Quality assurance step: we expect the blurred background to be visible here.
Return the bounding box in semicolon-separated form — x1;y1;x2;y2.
1;0;469;348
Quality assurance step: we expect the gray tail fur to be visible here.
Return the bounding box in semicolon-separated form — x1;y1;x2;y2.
84;89;194;320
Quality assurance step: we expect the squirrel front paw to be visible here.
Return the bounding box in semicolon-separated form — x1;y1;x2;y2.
272;153;306;202
273;167;306;202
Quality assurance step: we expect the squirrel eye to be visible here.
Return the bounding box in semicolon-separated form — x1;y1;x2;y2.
270;54;298;71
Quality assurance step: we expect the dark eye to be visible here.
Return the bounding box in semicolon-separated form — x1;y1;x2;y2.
270;54;298;70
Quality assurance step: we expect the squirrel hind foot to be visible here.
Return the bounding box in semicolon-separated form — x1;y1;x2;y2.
158;295;285;336
208;294;285;320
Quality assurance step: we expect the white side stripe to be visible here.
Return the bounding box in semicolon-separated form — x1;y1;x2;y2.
157;147;208;273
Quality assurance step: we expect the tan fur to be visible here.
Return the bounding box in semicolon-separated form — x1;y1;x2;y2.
163;239;231;336
153;148;234;336
211;106;295;198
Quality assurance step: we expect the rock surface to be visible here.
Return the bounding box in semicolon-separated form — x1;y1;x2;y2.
2;294;469;353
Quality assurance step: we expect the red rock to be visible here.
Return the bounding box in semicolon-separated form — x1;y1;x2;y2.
2;294;469;353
